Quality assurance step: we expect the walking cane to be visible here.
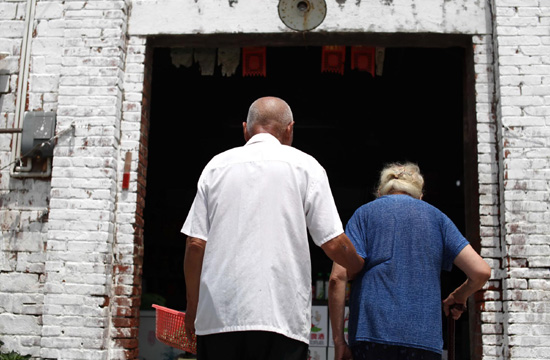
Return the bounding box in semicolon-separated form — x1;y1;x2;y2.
447;304;465;360
447;311;455;360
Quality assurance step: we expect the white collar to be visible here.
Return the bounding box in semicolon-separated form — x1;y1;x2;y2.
245;133;281;146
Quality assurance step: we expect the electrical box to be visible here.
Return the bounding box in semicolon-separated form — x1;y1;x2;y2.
21;111;57;158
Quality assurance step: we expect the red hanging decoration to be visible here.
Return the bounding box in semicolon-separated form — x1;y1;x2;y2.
242;47;266;77
321;46;346;75
351;46;376;76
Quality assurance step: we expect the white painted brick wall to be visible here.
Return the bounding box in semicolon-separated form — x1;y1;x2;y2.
1;3;51;353
472;32;508;360
1;0;132;358
42;0;133;355
487;1;550;359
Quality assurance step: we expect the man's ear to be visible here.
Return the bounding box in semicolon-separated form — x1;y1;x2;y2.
243;122;251;141
283;121;295;145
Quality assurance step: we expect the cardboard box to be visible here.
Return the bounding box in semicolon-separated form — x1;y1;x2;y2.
310;305;329;347
327;346;334;359
308;346;327;360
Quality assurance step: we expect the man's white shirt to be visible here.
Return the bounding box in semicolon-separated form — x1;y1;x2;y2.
182;133;343;344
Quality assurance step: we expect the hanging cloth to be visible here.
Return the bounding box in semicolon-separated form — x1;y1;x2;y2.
218;47;240;77
242;47;266;77
321;46;345;75
194;48;216;76
351;46;375;76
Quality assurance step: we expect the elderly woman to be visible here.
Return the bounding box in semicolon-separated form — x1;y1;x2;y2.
328;162;491;360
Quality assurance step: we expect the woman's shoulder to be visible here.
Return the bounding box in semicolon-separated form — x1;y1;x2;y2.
374;195;447;216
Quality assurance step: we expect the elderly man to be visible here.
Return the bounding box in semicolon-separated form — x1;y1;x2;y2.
182;96;364;360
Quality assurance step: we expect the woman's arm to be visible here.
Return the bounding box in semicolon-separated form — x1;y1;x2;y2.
442;244;491;320
328;262;353;360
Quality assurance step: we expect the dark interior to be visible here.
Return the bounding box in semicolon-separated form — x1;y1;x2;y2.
142;45;470;358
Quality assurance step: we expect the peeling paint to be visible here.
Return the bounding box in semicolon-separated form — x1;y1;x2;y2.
129;0;488;35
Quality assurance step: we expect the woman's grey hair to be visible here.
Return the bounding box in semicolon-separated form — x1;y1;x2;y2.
377;162;424;199
246;97;293;137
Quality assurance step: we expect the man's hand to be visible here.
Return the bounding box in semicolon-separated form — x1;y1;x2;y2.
184;307;197;337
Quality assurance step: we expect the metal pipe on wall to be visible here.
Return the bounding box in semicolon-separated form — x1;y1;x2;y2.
10;0;38;177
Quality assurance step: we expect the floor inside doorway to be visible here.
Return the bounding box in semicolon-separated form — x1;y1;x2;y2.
141;45;470;359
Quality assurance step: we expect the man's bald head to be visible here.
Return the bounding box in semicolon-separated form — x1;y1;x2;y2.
244;97;294;144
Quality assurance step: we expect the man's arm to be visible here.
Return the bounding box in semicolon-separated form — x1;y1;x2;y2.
442;244;491;320
321;233;364;279
183;236;207;336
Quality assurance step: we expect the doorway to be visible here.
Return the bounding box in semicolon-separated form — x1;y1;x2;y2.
141;43;474;359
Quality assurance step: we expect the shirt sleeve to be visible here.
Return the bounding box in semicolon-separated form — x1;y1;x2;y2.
345;208;367;259
304;168;344;246
181;174;210;241
441;215;469;272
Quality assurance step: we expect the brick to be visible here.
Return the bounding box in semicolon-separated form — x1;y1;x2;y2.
0;21;24;37
0;313;41;335
497;17;543;28
30;38;65;56
0;3;17;19
519;25;550;36
29;73;59;92
0;273;41;293
35;2;64;19
530;256;550;267
500;54;542;66
519;64;550;75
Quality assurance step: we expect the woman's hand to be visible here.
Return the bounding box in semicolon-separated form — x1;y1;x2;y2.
334;342;353;360
443;244;491;320
329;263;353;359
442;294;466;320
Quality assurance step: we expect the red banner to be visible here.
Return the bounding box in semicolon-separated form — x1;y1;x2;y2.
321;46;346;75
242;47;266;77
351;46;376;76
